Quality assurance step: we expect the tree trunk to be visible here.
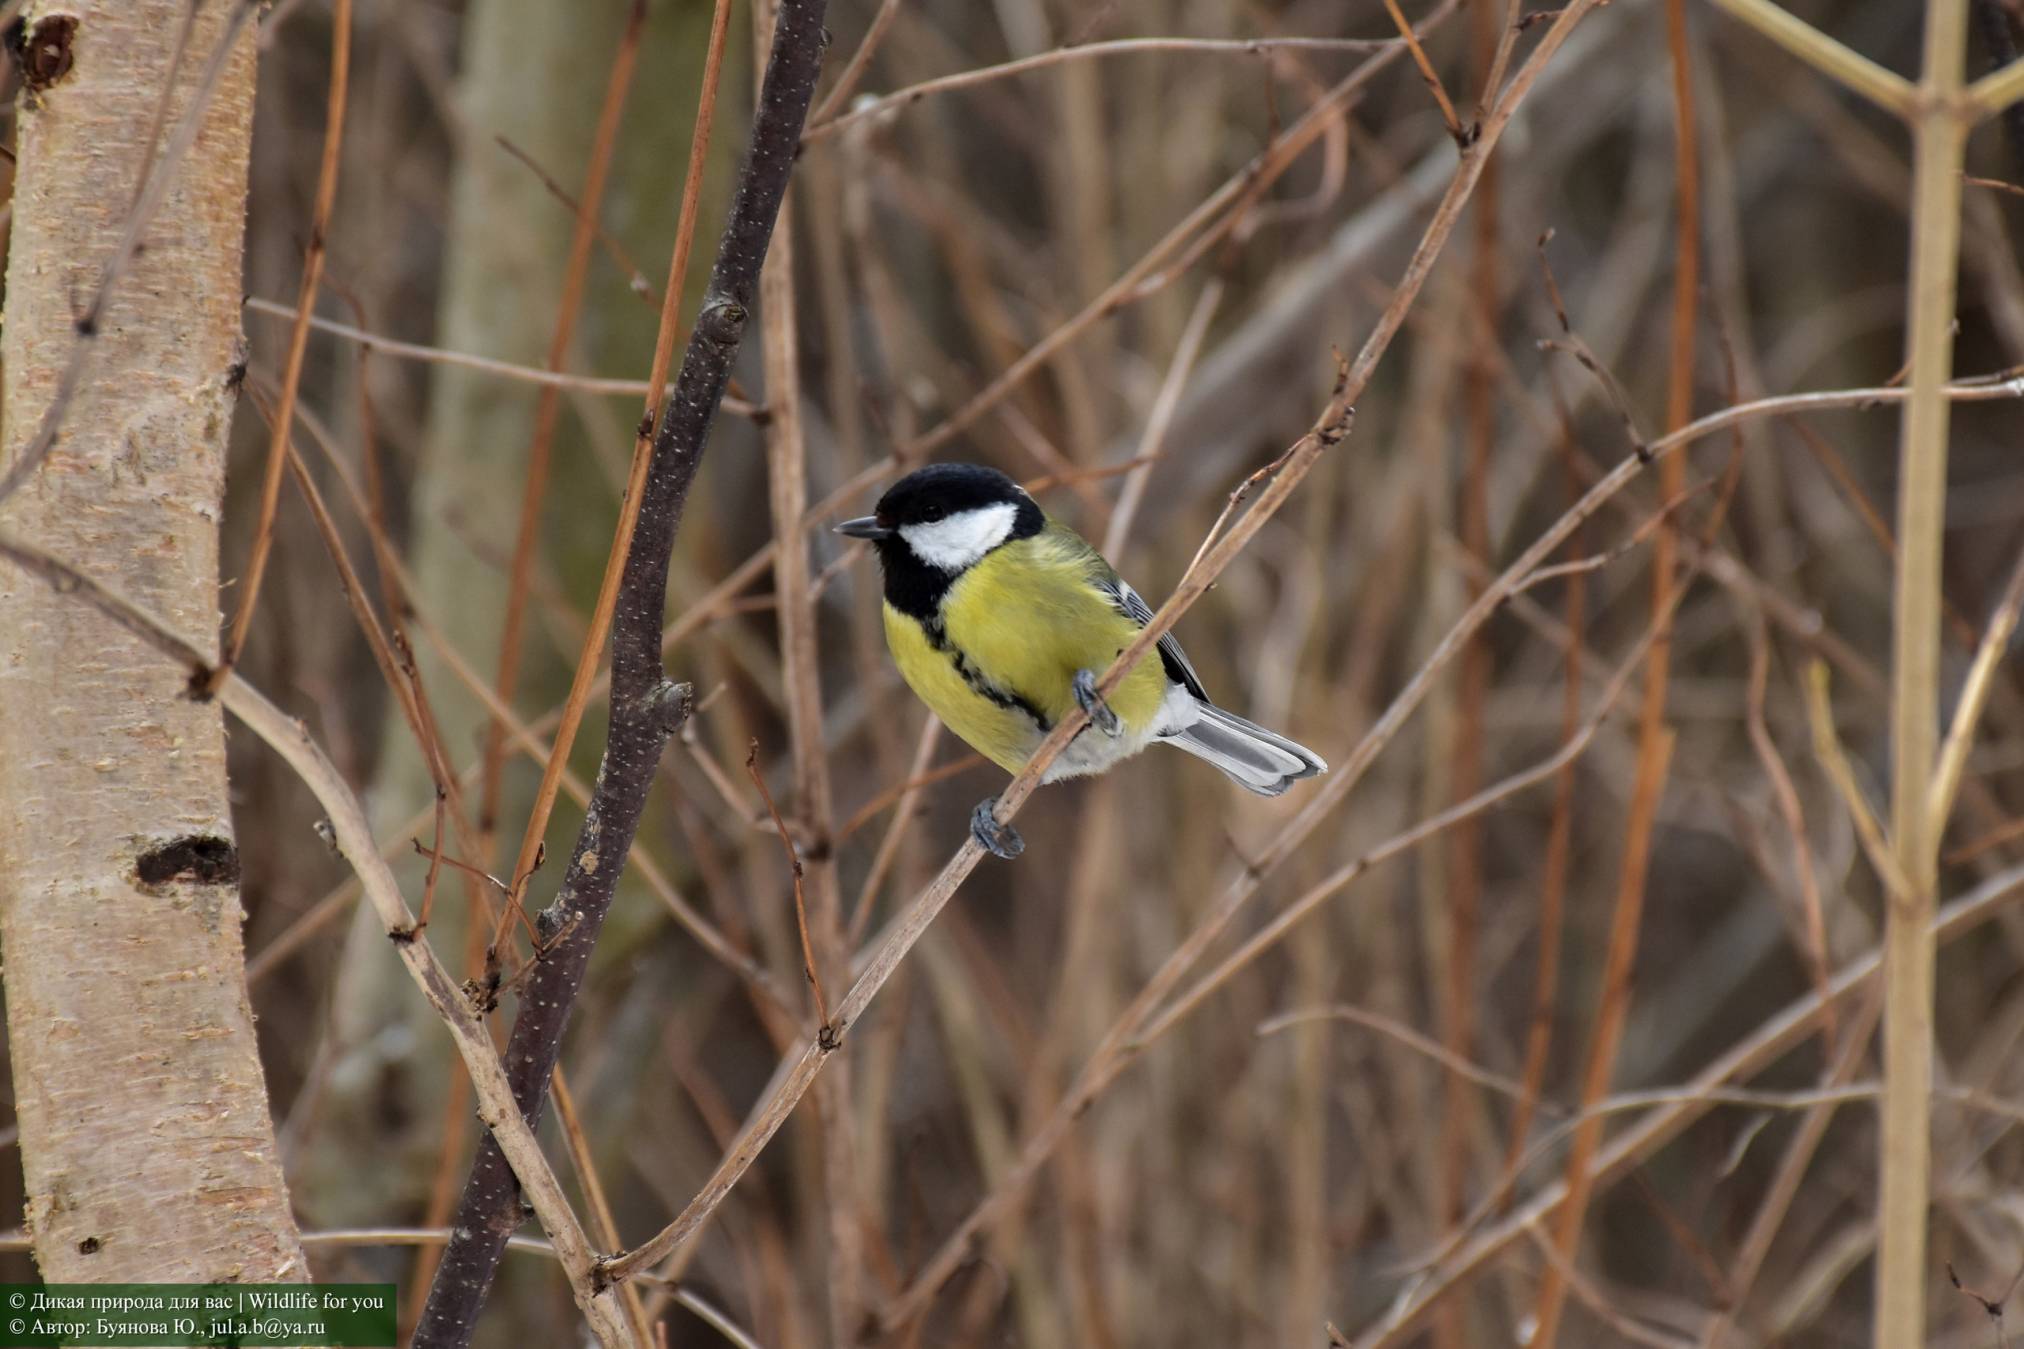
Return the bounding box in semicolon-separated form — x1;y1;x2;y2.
0;0;304;1281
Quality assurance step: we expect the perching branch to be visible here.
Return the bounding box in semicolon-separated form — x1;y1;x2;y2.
409;4;831;1345
601;360;1356;1294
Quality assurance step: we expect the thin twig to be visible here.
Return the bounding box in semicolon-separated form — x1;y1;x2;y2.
240;386;478;943
1743;608;1835;1040
480;0;648;852
808;0;902;122
1257;1005;1531;1101
1947;813;2024;864
1927;537;2024;832
804;33;1405;140
1950;1259;2021;1349
746;741;831;1029
1520;1222;1693;1349
1181;435;1309;580
1785;413;2001;662
1699;987;1883;1345
1515;479;1710;587
1101;278;1222;558
210;0;349;690
241;298;759;405
493;132;657;304
1500;435;1586;1195
1968;38;2024;115
1966;171;2024;197
1532;727;1674;1346
1475;0;1526;119
1379;0;1471;143
1804;661;1913;901
551;1068;656;1344
837;751;983;843
1537;336;1649;455
299;1237;765;1349
845;719;946;947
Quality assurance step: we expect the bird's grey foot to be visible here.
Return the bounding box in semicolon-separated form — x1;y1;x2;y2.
1073;669;1122;738
970;797;1024;860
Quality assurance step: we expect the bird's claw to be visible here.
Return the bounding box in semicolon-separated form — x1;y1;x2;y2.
970;796;1024;860
1073;669;1122;738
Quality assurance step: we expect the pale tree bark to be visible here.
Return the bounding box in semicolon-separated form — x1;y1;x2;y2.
0;0;304;1280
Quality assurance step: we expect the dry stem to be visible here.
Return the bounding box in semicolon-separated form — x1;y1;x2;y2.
1879;3;1969;1337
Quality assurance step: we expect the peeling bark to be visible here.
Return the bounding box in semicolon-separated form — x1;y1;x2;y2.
0;0;304;1281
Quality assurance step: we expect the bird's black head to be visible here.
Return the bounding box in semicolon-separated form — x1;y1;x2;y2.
869;463;1036;531
836;463;1045;619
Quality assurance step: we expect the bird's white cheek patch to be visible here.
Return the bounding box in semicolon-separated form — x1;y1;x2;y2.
901;502;1019;570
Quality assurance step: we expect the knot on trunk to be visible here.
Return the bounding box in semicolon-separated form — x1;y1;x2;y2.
7;14;77;95
135;835;240;889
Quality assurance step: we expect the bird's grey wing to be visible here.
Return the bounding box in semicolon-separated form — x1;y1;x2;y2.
1098;574;1209;702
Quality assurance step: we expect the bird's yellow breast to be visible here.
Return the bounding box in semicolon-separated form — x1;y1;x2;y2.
882;531;1169;774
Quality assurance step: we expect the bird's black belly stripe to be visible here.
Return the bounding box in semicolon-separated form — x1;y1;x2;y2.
923;617;1051;731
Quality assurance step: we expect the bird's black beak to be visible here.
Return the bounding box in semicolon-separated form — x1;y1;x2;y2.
835;515;892;541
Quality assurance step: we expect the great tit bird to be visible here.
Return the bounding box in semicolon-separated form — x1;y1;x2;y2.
837;463;1326;859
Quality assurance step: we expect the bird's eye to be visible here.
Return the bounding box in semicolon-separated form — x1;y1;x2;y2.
921;505;945;523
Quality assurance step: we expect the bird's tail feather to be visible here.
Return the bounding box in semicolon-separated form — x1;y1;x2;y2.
1164;704;1327;797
